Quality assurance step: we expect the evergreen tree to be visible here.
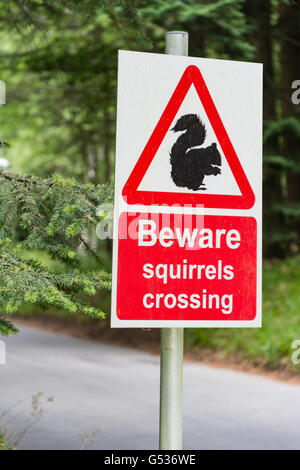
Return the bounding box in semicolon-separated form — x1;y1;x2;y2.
0;169;113;335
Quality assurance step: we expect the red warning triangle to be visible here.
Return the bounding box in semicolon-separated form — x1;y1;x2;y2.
122;65;255;209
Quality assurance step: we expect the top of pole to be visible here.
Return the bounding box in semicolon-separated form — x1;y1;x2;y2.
165;31;189;56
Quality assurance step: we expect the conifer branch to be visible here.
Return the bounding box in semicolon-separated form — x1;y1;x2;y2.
0;171;114;335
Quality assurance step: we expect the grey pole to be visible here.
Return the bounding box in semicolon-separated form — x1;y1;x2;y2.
165;31;189;56
159;31;188;451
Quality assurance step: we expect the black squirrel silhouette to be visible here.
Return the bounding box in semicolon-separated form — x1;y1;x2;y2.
170;114;221;191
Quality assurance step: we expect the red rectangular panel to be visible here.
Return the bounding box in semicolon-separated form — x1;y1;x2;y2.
117;212;257;322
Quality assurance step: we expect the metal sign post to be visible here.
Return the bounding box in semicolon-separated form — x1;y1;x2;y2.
159;31;188;451
159;328;184;450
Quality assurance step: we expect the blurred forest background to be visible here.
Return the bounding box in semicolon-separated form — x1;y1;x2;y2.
0;0;299;256
0;0;299;369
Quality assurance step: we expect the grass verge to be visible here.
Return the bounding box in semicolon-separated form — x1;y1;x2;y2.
0;434;10;450
186;256;300;371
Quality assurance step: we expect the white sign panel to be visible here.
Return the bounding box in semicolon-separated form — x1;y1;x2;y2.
111;50;262;328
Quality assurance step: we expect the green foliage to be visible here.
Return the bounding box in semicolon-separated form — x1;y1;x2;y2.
264;118;300;143
0;170;113;335
264;155;300;173
0;0;254;183
141;0;253;59
0;0;150;182
0;434;10;450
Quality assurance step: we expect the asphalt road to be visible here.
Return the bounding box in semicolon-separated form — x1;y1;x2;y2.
0;325;299;450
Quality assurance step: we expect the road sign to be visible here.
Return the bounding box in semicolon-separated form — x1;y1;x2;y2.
111;50;262;328
122;65;255;210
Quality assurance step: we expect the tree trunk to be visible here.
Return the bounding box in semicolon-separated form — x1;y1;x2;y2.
103;106;111;183
279;1;300;202
244;0;284;255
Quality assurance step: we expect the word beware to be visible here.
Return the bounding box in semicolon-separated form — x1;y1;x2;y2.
138;219;241;249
